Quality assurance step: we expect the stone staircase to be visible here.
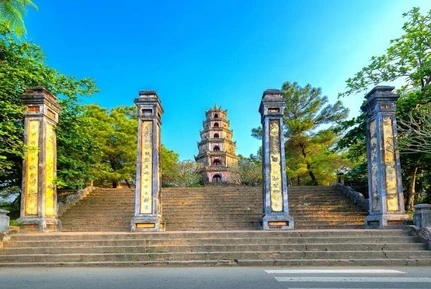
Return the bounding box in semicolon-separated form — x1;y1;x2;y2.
1;229;430;266
58;186;367;232
2;186;430;267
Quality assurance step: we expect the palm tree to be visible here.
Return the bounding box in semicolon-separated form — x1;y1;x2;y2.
0;0;37;36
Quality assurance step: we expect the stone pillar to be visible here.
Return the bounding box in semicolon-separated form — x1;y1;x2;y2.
259;89;294;230
131;90;164;231
414;204;431;228
0;209;10;233
18;87;61;232
361;86;409;228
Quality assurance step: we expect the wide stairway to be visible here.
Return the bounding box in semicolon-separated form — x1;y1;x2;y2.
1;186;430;266
1;230;430;266
58;186;367;232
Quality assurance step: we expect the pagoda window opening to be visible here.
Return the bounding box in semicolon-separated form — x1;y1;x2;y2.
213;159;221;165
214;122;219;128
214;113;219;119
214;133;220;138
212;174;222;183
213;145;220;151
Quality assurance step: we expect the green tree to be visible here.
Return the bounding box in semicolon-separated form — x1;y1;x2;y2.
81;104;137;188
235;154;262;187
280;82;349;185
0;24;97;195
175;160;202;187
0;0;37;36
339;7;431;210
160;145;179;187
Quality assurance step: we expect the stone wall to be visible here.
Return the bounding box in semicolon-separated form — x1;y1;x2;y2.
408;226;431;250
0;209;9;233
57;186;95;216
333;184;369;212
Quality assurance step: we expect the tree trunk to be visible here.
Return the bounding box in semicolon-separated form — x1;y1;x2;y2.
112;181;118;188
125;180;131;188
307;163;318;185
406;166;418;211
300;143;318;185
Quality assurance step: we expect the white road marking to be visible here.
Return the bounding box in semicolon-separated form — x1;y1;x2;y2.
265;269;405;274
274;277;431;283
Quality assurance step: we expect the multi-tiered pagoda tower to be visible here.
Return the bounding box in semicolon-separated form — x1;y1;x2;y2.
195;106;239;184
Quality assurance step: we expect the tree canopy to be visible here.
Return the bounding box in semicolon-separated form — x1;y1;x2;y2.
80;104;137;188
252;81;349;185
0;24;98;195
0;0;37;36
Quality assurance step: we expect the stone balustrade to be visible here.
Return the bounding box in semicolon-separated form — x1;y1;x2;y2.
0;209;10;233
333;184;369;212
414;204;431;228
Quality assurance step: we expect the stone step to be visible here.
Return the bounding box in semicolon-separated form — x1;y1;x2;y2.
8;229;415;241
2;243;426;255
4;237;422;246
3;229;428;267
1;250;430;263
2;258;430;267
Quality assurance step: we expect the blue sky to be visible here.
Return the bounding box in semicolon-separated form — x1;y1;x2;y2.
25;0;431;160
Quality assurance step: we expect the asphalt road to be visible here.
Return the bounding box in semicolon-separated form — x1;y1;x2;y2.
1;267;431;289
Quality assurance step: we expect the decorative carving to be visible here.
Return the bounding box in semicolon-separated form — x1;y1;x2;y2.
44;123;56;217
369;120;380;212
25;120;39;215
380;104;392;110
383;116;399;211
269;120;282;212
140;121;153;214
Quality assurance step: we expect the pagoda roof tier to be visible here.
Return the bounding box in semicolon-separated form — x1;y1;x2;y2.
202;119;230;126
195;151;238;160
199;126;233;134
197;139;237;146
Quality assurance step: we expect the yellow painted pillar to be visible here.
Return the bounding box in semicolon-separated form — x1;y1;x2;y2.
131;90;164;231
260;89;294;230
18;87;61;232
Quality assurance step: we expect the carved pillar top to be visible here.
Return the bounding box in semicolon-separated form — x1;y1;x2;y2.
135;90;163;122
22;87;61;124
259;89;285;121
361;86;399;116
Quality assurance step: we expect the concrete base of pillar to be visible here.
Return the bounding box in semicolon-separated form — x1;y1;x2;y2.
261;213;294;230
365;213;410;229
17;217;61;233
131;215;164;232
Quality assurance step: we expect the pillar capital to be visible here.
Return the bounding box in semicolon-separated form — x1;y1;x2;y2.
361;86;398;116
135;90;163;123
22;87;61;124
259;89;285;120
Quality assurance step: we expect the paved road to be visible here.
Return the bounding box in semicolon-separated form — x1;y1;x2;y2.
1;267;431;289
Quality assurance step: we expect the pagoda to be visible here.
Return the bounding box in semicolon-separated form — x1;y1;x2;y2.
195;106;239;184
